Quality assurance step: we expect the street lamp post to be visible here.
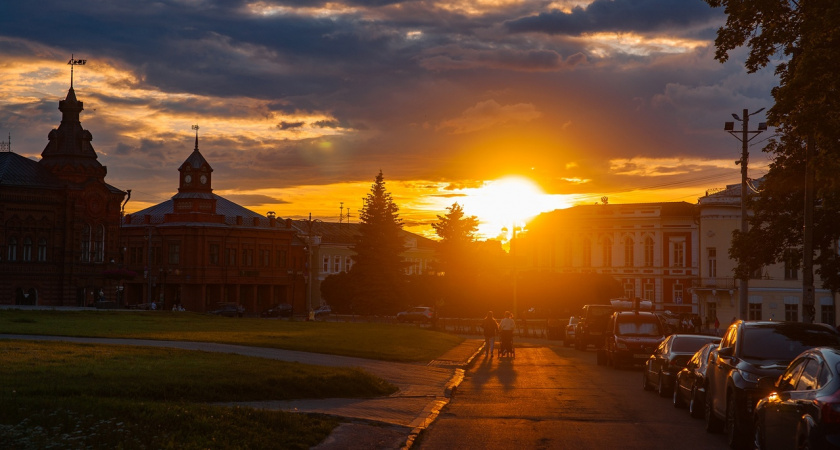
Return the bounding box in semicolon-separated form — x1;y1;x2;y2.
724;108;767;320
302;213;323;316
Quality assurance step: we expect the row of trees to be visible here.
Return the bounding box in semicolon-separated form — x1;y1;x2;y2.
321;170;621;318
708;0;840;320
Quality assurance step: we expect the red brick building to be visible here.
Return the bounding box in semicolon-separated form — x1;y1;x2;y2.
119;135;305;314
0;87;128;306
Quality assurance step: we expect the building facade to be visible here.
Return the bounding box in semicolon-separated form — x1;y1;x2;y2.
695;183;837;326
0;87;127;306
120;137;305;314
518;202;700;313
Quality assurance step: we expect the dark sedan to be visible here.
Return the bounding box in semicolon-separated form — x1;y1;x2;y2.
643;334;721;398
673;342;721;418
261;303;293;318
208;303;244;317
754;346;840;450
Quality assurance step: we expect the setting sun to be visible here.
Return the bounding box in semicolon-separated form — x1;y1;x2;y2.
456;176;573;241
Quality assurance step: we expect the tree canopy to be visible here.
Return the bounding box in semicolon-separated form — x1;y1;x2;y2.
431;203;479;277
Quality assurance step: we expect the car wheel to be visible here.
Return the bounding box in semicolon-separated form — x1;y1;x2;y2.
673;382;685;408
689;386;703;419
753;414;765;450
643;367;653;391
657;372;669;398
725;394;748;449
705;386;723;433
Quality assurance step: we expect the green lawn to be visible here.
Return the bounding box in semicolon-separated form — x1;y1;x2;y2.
0;310;463;362
0;340;396;449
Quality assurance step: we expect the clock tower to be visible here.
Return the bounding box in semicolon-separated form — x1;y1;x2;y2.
167;127;223;223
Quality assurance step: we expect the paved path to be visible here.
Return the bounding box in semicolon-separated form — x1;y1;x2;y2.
0;334;484;449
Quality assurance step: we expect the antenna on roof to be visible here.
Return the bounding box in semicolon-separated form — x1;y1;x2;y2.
340;202;354;224
68;54;87;88
0;132;9;153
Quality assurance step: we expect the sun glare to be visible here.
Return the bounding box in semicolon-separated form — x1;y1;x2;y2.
457;176;571;241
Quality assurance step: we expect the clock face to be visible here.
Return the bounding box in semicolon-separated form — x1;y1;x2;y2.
184;174;192;184
200;174;207;185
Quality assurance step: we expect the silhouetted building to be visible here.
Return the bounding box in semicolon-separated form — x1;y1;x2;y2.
0;87;127;306
119;136;304;314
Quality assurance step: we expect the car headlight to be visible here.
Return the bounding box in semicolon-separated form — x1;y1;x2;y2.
737;369;761;384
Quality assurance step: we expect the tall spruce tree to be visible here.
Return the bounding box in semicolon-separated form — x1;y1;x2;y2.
351;170;407;314
432;203;479;278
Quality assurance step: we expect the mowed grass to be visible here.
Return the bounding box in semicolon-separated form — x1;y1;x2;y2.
0;310;464;362
0;340;396;449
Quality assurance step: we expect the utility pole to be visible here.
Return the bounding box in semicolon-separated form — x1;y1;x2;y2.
724;108;767;320
803;135;816;323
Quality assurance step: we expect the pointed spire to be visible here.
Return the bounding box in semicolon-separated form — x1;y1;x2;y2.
192;124;199;151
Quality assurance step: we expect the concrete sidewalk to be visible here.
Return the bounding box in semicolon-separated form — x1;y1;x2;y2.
0;334;484;449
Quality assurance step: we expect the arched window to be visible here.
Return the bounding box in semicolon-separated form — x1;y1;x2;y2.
7;237;17;261
81;224;91;262
38;238;48;262
624;237;634;267
602;237;612;267
644;236;654;267
94;224;105;262
23;237;32;262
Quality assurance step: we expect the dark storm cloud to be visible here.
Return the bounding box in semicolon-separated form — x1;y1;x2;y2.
506;0;722;36
277;121;305;130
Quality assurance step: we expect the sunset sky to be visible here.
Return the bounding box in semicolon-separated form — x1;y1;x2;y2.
0;0;778;241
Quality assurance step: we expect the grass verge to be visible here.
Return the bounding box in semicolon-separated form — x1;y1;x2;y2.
0;340;397;449
0;310;462;362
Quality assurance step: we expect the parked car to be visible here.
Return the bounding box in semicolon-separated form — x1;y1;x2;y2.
313;304;332;317
397;306;434;323
565;316;578;347
643;334;721;398
260;303;293;318
673;342;720;418
705;321;840;449
575;304;615;350
208;302;245;317
753;346;840;450
600;310;665;369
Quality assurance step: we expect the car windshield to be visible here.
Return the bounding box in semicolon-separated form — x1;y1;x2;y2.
617;317;660;336
741;325;840;361
672;336;719;353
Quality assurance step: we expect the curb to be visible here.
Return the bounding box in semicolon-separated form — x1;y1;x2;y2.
402;342;485;449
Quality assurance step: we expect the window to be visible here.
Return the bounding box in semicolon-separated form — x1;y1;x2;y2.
38;238;47;262
345;257;352;272
322;256;329;273
624;237;634;267
583;237;592;266
750;266;763;279
673;284;684;305
168;243;180;265
23;237;32;262
601;237;612;267
333;255;340;273
707;247;717;277
226;248;236;266
276;250;287;268
784;249;799;280
209;244;220;265
94;225;105;262
624;283;634;299
81;224;91;262
822;300;836;326
749;302;762;320
644;237;654;267
671;239;685;268
795;358;821;391
785;303;799;321
7;237;17;261
261;249;270;267
644;283;654;302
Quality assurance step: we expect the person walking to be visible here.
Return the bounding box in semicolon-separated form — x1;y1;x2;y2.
482;311;499;358
499;311;516;356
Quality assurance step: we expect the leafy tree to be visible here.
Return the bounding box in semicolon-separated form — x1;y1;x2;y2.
431;203;479;277
708;0;840;293
349;170;407;314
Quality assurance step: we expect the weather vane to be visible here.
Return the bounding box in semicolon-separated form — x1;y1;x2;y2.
67;54;87;88
192;125;200;150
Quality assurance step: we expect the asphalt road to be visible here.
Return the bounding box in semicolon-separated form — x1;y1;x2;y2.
415;343;732;450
